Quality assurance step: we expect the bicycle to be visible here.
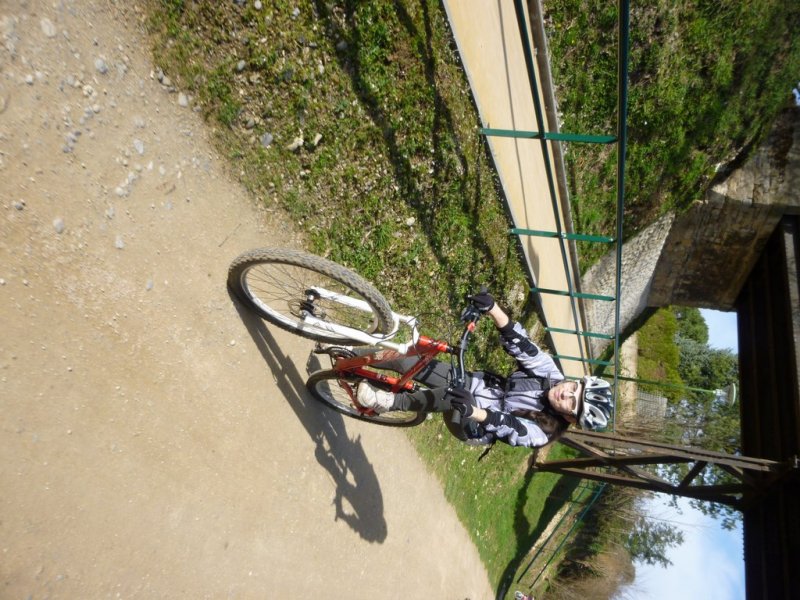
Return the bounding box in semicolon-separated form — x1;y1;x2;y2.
227;248;482;430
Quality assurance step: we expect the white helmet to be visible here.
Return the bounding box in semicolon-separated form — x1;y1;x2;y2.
578;376;614;431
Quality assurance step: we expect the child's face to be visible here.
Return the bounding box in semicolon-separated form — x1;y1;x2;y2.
547;380;581;423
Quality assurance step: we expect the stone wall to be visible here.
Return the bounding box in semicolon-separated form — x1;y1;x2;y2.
582;213;674;355
650;107;800;310
582;107;800;355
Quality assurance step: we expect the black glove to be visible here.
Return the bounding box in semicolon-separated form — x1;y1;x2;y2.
446;387;474;418
484;410;527;436
468;290;495;313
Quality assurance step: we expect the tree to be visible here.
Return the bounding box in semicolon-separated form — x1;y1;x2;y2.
662;332;741;528
672;335;740;450
675;335;738;392
673;307;709;345
626;516;685;568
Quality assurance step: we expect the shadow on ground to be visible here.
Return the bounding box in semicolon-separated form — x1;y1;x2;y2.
232;294;388;543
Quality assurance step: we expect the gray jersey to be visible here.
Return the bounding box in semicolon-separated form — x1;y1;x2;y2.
467;321;565;447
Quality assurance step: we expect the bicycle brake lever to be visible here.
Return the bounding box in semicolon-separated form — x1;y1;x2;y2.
460;304;481;324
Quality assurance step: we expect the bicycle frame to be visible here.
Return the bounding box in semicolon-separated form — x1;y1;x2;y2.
332;336;454;395
302;286;421;351
304;288;460;401
305;285;483;420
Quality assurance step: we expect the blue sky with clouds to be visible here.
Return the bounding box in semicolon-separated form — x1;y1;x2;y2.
615;494;745;600
614;309;744;599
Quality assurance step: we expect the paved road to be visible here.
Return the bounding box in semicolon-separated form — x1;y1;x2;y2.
0;2;493;598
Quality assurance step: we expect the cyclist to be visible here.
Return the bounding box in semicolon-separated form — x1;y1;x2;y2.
356;291;613;447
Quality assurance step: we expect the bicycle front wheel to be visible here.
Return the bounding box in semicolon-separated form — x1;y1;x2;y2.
307;370;426;427
228;248;394;344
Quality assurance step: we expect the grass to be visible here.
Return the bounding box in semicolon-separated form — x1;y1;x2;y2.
142;0;798;597
628;308;683;400
145;1;528;324
407;422;584;591
544;0;800;269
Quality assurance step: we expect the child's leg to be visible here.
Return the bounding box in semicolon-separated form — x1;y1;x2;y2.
393;386;450;412
354;350;468;412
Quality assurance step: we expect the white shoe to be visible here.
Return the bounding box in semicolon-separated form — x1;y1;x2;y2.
356;381;395;413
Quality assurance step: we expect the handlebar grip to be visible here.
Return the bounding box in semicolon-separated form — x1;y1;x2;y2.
465;287;493;317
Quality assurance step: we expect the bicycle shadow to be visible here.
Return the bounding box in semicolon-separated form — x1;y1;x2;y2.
230;294;387;543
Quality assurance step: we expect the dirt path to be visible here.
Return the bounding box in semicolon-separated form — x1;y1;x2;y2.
0;2;493;598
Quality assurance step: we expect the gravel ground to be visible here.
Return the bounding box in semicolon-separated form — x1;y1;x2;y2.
0;2;493;598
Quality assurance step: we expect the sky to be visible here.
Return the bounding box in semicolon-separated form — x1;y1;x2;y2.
614;309;745;600
700;309;740;353
615;494;745;600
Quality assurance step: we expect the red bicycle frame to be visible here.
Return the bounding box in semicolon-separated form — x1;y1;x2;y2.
329;336;455;412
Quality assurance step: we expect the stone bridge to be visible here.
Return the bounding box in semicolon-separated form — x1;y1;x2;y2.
583;107;800;356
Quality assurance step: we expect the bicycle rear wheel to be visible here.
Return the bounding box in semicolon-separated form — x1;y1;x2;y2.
307;370;426;427
228;248;394;344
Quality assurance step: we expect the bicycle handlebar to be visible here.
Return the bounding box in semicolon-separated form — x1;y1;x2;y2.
449;291;487;391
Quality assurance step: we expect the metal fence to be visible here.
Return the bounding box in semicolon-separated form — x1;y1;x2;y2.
487;1;632;597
